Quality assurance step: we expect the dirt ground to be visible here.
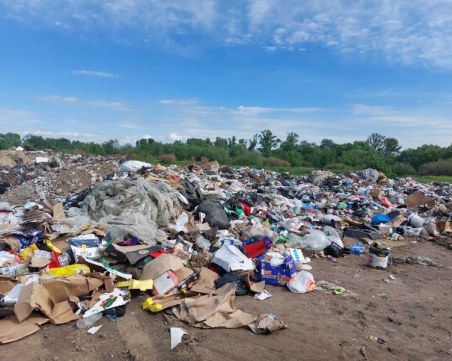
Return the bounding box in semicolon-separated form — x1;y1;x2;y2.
2;239;451;361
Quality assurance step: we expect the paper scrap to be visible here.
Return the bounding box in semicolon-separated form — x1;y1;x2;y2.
254;290;272;301
87;325;103;335
170;327;187;350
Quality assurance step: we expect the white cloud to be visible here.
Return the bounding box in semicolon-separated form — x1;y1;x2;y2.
234;105;322;117
159;99;198;106
38;95;129;111
72;70;117;78
31;130;99;140
352;104;395;116
2;1;452;67
169;133;184;141
0;107;41;125
118;123;141;129
121;134;162;145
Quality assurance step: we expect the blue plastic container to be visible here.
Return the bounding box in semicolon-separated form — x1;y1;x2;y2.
351;242;365;255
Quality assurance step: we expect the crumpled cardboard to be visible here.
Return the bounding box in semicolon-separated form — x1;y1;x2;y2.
248;314;287;335
0;313;49;344
0;235;21;250
14;275;104;324
41;274;104;302
0;224;15;236
437;220;451;233
389;214;407;228
249;281;265;294
405;191;435;208
14;282;78;324
190;267;219;294
52;202;65;221
142;291;199;312
173;283;256;328
140;254;184;280
0;280;15;293
30;255;51;268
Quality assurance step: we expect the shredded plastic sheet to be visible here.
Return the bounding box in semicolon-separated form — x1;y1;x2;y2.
80;179;179;227
99;211;168;243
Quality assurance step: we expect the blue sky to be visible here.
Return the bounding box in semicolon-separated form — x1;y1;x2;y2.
0;1;451;149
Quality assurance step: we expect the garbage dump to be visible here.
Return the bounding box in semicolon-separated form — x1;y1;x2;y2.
0;150;451;350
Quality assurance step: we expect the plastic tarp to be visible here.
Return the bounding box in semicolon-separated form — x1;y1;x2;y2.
80;179;179;227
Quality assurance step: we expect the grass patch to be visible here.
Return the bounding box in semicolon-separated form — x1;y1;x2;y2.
413;175;452;183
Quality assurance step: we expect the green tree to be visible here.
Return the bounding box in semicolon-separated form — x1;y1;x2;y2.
0;133;21;149
382;138;401;157
367;133;386;153
228;136;237;148
22;135;47;150
278;132;301;166
258;129;280;157
102;139;120;154
248;134;258;151
214;137;228;148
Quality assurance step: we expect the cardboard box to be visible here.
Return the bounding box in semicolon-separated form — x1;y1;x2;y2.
105;244;161;265
190;267;219;294
153;271;179;295
140;254;184;280
152;267;199;296
257;255;296;286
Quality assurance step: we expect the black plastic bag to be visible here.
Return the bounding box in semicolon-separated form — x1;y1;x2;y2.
196;200;230;229
214;273;249;296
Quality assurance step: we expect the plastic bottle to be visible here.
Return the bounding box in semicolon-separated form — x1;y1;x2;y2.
350;243;365;255
195;235;211;251
48;250;72;269
76;313;102;329
0;264;27;277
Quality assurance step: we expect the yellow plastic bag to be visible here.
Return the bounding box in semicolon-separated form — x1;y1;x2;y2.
45;264;90;277
19;244;39;260
45;240;62;253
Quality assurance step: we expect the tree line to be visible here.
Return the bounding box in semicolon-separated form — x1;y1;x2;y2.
1;131;451;177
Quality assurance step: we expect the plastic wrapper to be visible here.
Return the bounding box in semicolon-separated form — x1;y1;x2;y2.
287;271;316;294
45;264;90;277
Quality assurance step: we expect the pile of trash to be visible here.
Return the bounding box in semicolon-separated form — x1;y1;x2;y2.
0;149;117;203
0;159;451;345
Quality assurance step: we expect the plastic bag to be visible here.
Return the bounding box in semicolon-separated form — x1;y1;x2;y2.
371;214;390;225
118;160;153;173
323;226;341;239
300;230;331;251
45;264;90;277
196;200;230;229
214;273;249;296
0;251;17;267
287;271;316;293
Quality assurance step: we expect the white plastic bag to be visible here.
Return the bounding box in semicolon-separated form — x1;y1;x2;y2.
287;271;316;294
300;230;331;251
118;160;153;173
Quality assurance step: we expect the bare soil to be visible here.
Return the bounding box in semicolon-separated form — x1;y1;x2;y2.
2;239;451;361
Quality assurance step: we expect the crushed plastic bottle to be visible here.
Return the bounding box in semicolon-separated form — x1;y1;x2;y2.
76;313;102;329
350;243;365;255
195;235;211;251
0;264;27;278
